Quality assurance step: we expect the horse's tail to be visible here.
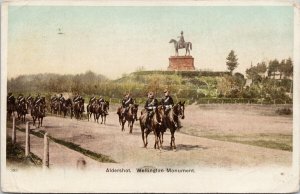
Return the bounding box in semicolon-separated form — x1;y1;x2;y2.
190;42;192;50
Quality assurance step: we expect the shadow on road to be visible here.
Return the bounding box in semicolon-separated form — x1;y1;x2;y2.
167;144;208;151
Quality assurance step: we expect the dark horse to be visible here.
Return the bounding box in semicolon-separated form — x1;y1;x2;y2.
73;99;85;120
160;101;185;150
50;100;60;115
61;98;73;118
16;100;27;123
139;105;164;150
169;39;192;56
7;96;16;120
118;104;138;133
100;101;110;124
31;98;46;128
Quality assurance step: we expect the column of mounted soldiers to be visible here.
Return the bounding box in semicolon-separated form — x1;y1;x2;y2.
7;89;183;130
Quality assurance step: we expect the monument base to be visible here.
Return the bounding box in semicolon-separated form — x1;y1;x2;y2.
168;56;195;71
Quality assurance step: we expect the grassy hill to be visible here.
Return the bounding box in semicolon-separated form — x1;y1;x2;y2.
7;70;292;105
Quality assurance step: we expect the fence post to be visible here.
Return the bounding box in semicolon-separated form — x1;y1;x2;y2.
12;115;16;144
43;132;49;168
25;122;30;157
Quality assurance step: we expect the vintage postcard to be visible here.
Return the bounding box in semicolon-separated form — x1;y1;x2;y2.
1;0;300;193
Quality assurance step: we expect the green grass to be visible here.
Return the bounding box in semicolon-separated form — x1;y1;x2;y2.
14;125;116;163
181;127;292;151
200;134;292;151
6;137;42;166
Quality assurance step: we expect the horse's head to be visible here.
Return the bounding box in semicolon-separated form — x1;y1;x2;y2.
169;39;177;44
154;105;165;124
175;101;185;119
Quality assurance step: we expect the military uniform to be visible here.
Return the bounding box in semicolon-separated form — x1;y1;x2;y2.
98;97;105;104
161;95;174;111
121;97;134;115
89;96;96;104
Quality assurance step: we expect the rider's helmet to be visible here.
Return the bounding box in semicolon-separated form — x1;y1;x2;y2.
148;91;154;99
8;92;12;96
124;92;130;98
60;93;63;97
181;31;183;35
164;88;169;96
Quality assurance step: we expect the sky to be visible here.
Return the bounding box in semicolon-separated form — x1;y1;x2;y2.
7;5;294;79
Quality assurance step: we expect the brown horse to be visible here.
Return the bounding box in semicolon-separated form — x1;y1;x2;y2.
100;101;110;124
73;99;84;120
139;105;164;150
7;95;16;120
31;99;46;128
61;98;73;118
50;100;60;115
160;101;185;150
16;100;27;123
118;104;139;133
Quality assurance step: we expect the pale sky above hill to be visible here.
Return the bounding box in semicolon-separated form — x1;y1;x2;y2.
7;5;293;79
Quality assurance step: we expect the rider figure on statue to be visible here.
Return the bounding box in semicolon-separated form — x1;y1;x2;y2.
177;31;185;48
144;91;159;129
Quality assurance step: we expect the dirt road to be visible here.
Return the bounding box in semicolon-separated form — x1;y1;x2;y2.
9;104;292;168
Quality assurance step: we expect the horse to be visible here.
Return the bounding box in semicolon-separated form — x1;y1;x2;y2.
61;98;73;118
169;39;192;56
118;104;139;133
7;96;16;120
139;105;164;150
31;99;46;128
92;103;102;123
99;100;110;124
87;102;94;121
50;100;60;115
16;100;27;123
160;101;185;150
73;99;84;120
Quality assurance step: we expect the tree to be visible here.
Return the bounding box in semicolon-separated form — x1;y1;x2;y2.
226;50;239;74
268;59;279;77
282;58;293;78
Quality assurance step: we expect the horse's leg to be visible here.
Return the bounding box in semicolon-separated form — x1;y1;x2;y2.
145;129;151;148
121;120;125;131
101;115;103;124
141;128;146;147
171;128;176;150
129;121;133;134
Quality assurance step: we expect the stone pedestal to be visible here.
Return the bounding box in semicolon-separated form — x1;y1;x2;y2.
168;56;195;71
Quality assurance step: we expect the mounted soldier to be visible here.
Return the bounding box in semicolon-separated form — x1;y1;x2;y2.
7;92;16;118
89;95;97;105
34;93;41;105
144;91;159;129
58;94;65;103
161;89;181;129
73;93;80;103
98;95;105;104
120;92;134;116
7;92;15;105
26;94;33;103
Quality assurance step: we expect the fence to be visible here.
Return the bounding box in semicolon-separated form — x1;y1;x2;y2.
11;116;50;168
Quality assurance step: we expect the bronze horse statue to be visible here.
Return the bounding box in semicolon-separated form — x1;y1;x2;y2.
169;39;192;56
